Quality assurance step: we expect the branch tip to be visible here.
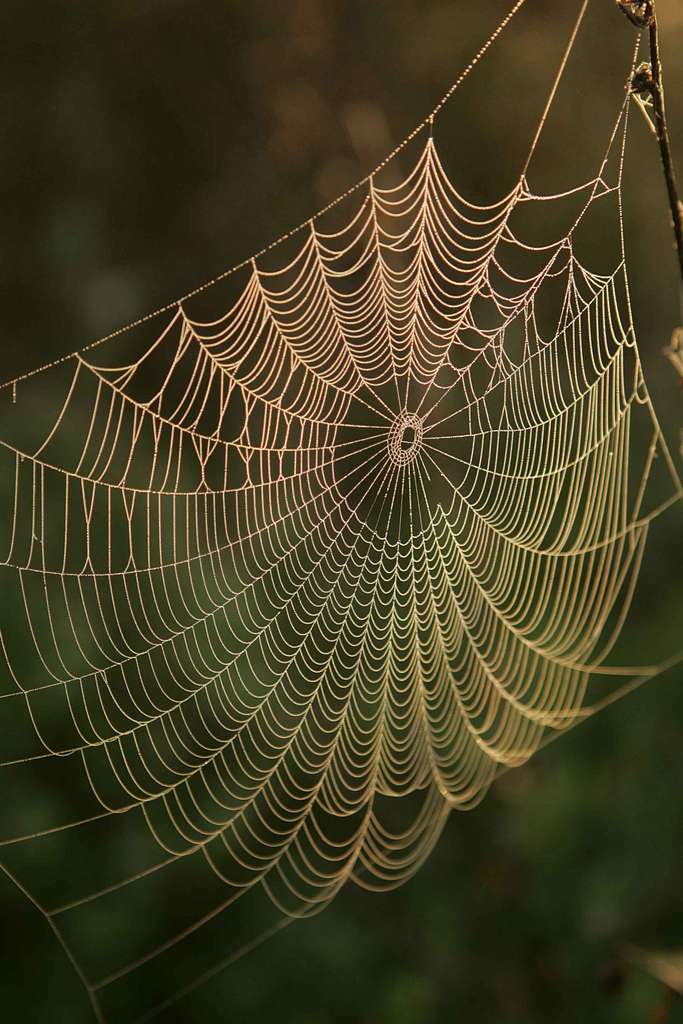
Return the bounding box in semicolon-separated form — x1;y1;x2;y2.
616;1;655;29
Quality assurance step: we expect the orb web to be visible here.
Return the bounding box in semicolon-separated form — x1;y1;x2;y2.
0;1;681;1020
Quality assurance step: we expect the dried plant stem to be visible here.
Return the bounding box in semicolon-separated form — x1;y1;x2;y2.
618;2;683;313
647;13;683;297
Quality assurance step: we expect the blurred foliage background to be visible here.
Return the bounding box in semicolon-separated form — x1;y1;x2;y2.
0;1;682;1021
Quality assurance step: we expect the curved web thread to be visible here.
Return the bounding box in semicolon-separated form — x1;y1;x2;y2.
0;2;681;1020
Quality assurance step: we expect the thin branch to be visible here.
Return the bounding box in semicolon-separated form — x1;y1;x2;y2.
618;1;683;314
647;12;683;292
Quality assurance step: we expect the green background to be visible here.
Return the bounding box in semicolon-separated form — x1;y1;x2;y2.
0;1;681;1021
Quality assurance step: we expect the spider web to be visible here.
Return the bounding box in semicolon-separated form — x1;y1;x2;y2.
0;1;681;1020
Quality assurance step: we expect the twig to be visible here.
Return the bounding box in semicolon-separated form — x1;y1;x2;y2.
617;2;683;314
647;12;683;295
616;0;652;29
